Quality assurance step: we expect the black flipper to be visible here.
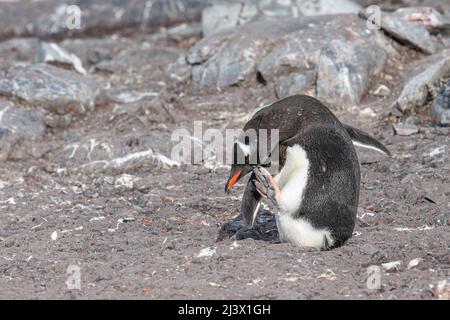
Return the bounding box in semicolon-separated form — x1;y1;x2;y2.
241;172;262;226
344;124;391;157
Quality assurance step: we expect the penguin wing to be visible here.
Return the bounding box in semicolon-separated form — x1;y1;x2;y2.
344;124;391;156
241;172;262;226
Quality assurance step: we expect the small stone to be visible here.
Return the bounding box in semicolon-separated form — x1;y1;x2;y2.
407;258;423;269
372;84;391;97
393;124;419;136
37;42;86;75
50;231;58;241
381;260;402;272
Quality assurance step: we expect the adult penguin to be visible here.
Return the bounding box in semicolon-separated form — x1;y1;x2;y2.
225;95;390;250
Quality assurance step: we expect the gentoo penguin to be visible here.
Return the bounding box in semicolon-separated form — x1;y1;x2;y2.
225;95;390;250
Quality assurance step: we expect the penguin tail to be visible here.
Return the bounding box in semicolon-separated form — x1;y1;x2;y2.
344;124;391;157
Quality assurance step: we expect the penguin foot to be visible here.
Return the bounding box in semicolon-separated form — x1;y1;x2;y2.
252;167;281;207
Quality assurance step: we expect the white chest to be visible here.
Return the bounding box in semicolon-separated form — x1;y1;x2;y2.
273;144;333;249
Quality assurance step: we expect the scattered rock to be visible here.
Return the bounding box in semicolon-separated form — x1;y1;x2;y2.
37;42;86;75
372;84;391;97
202;1;258;38
50;231;58;241
0;0;208;39
431;79;450;126
393;51;450;112
429;279;450;300
197;246;216;258
95;47;179;77
407;258;423;269
0;64;96;119
359;7;442;54
428;146;447;158
297;0;361;16
393;123;419;136
114;174;142;191
381;260;402;272
77;148;179;175
0;38;40;69
316;38;386;105
0;100;45;160
275;73;311;99
201;0;361;37
188;14;390;105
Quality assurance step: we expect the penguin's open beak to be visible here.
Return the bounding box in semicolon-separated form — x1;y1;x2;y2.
225;171;241;193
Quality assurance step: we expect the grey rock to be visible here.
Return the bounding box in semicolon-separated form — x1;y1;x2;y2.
202;0;361;37
0;38;40;70
316;39;386;105
51;131;178;175
393;123;419;136
202;1;258;38
359;6;440;54
167;23;203;42
0;63;95;117
372;84;391;97
431;79;450;126
37;42;86;75
275;73;311;99
394;51;450;112
0;0;208;40
188;14;390;106
95;47;179;77
298;0;361;16
0;100;45;160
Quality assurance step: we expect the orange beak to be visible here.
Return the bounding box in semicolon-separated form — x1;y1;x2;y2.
225;171;241;193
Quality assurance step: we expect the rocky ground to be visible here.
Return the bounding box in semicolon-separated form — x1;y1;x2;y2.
0;0;449;300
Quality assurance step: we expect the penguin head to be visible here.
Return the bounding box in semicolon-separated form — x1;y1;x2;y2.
225;139;255;193
225;163;253;193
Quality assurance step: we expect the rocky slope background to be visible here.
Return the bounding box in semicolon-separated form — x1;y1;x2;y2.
0;0;449;299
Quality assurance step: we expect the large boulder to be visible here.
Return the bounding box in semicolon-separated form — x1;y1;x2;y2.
0;63;96;124
187;14;392;106
393;50;450;113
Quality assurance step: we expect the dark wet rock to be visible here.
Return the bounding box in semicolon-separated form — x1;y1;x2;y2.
217;209;278;242
393;123;419;136
187;14;391;105
359;6;445;54
37;42;86;75
431;79;450;126
0;100;45;160
394;50;450;113
0;0;208;40
202;0;361;37
0;64;96;119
